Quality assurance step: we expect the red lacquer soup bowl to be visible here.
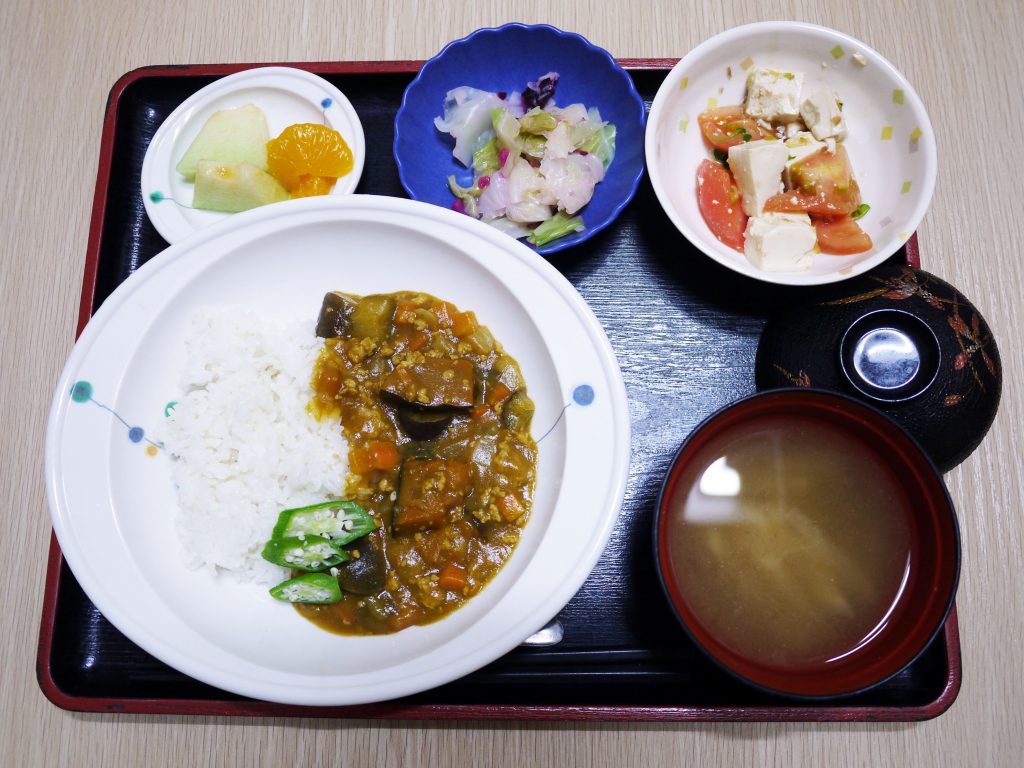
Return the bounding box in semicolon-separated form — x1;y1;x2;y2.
654;389;960;699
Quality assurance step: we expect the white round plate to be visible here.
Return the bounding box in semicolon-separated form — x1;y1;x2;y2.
141;67;366;244
646;22;937;286
45;195;630;706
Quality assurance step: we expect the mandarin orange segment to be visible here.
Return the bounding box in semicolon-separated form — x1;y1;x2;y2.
266;123;354;191
291;175;337;198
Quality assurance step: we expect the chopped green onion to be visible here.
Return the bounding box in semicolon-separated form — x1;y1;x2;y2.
851;203;871;220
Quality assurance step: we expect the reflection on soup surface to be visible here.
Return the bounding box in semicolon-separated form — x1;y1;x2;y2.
665;413;912;667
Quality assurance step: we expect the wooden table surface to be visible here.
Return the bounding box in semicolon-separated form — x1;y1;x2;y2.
2;0;1021;765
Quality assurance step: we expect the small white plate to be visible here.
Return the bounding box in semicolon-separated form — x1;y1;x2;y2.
45;195;630;706
646;22;937;286
141;67;366;244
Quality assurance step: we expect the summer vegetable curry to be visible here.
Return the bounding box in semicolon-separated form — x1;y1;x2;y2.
291;290;537;634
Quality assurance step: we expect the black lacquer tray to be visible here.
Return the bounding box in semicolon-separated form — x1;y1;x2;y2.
37;62;959;721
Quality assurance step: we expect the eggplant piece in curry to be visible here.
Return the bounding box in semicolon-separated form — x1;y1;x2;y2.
297;290;537;635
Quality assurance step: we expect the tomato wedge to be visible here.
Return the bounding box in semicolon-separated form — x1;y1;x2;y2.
764;144;862;216
698;106;769;151
811;214;873;255
696;159;747;252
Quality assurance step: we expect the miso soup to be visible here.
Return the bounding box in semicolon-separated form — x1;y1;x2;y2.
663;412;913;669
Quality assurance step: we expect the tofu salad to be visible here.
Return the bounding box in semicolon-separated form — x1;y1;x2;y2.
695;67;872;271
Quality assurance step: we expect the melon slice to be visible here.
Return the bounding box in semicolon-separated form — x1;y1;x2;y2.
176;104;269;181
192;160;288;213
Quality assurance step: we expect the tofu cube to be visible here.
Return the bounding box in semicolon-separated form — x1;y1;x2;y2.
783;121;806;139
800;87;847;141
745;68;804;123
782;131;825;188
744;213;817;272
727;139;788;216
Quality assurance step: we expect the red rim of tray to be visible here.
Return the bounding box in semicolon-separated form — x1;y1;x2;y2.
37;60;952;722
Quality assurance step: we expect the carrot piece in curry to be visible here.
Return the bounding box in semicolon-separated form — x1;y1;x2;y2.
450;311;478;337
350;440;401;473
485;382;513;408
439;564;469;591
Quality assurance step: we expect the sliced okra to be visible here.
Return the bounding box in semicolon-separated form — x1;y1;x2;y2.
268;572;343;604
270;500;376;546
260;534;348;572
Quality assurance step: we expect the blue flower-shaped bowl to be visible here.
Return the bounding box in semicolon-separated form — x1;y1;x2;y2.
394;23;646;255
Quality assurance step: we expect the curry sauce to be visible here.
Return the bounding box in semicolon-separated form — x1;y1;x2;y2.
301;291;537;634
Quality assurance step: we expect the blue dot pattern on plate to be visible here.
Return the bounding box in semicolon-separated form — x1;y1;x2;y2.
71;380;93;403
537;383;596;443
573;384;595;406
321;97;333;109
149;191;165;204
69;380;161;454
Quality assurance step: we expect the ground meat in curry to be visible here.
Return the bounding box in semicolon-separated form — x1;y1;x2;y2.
301;290;537;634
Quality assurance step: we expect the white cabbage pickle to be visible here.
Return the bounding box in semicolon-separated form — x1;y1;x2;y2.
435;73;616;247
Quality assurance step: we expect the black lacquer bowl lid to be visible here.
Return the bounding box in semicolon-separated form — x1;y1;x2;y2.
756;263;1001;473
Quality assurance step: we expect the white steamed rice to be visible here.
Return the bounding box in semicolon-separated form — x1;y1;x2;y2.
163;307;347;584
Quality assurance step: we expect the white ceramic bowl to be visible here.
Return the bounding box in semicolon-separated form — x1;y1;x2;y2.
46;194;630;706
141;67;366;244
646;22;937;286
